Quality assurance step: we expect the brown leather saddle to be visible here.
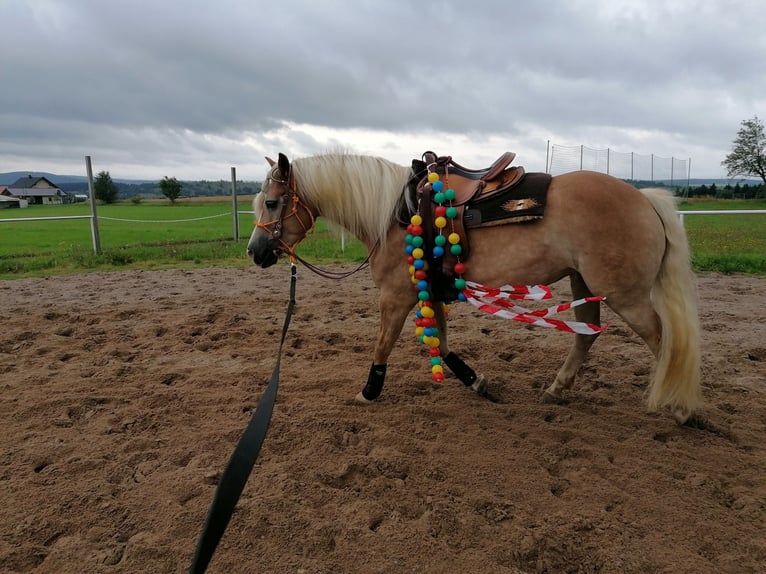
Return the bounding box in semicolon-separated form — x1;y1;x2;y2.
406;151;551;300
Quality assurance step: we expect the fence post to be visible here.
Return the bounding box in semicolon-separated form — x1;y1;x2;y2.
607;148;610;176
671;157;675;188
84;156;101;254
545;140;550;173
230;167;239;242
687;158;691;188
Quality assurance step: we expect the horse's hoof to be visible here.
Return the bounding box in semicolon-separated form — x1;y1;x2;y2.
679;411;706;428
542;391;567;405
354;391;375;405
471;375;488;396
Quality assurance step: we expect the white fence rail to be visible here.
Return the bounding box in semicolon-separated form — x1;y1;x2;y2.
678;210;766;224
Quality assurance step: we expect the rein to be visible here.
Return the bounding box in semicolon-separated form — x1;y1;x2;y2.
188;264;297;574
290;247;375;280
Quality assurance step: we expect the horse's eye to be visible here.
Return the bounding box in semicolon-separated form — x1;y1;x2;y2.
265;199;280;210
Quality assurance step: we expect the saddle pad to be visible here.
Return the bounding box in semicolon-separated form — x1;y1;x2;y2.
464;172;551;228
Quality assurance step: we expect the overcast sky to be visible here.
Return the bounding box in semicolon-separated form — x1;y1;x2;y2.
1;0;764;181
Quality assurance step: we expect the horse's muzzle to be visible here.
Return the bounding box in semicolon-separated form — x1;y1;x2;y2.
246;239;280;268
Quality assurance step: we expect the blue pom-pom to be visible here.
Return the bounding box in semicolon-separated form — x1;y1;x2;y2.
432;180;444;192
405;244;414;255
414;259;425;269
433;245;444;258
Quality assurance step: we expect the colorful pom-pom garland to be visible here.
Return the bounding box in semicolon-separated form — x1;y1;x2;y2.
405;166;467;382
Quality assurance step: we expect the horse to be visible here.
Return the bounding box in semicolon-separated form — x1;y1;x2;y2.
246;152;702;424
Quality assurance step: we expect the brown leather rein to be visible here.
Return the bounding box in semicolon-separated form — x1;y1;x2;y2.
255;168;374;279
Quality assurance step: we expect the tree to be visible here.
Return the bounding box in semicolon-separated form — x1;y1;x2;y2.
158;176;182;203
93;170;119;204
722;116;766;186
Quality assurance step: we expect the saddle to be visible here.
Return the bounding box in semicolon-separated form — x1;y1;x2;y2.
416;151;524;204
408;151;551;300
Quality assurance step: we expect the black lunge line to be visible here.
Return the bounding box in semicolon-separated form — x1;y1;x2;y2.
188;263;297;574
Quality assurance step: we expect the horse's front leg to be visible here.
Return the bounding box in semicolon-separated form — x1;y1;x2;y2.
433;302;487;396
355;287;416;403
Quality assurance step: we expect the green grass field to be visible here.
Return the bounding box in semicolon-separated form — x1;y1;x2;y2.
678;200;766;274
0;201;367;277
0;199;763;278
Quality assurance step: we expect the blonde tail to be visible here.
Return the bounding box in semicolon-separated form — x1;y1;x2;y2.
641;189;703;423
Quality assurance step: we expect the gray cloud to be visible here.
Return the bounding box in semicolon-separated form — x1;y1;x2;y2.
1;0;764;179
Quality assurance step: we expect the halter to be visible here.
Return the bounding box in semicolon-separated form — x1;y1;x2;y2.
255;167;316;260
254;160;374;279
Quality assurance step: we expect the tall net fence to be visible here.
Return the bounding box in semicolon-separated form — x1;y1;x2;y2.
546;143;690;185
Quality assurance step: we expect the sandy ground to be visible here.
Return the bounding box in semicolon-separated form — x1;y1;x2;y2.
0;265;764;574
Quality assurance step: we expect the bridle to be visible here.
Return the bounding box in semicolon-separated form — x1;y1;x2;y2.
255;167;316;260
254;162;375;279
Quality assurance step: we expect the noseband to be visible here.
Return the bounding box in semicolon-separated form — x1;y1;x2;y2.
255;168;316;259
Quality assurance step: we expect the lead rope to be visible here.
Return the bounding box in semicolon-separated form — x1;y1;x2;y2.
188;263;298;574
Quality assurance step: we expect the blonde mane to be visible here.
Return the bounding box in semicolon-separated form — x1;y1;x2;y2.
290;153;412;246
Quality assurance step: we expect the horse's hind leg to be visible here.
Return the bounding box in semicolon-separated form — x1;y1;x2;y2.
433;303;487;396
543;273;601;404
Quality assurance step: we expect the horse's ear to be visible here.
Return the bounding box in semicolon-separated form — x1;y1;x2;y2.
277;153;290;178
266;156;276;167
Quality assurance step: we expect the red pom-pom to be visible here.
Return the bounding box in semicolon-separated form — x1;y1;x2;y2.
453;262;466;275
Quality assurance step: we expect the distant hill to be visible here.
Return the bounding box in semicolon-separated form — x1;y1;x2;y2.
0;171;153;185
0;171;260;198
686;178;762;186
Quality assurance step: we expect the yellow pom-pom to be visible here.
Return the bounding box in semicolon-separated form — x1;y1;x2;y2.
434;216;447;228
428;337;440;348
411;276;418;284
448;233;461;245
408;265;415;276
431;364;443;374
415;327;424;337
420;306;434;318
427;172;439;184
412;248;424;259
410;214;422;226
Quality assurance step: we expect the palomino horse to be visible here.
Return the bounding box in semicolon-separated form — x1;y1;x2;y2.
247;152;702;424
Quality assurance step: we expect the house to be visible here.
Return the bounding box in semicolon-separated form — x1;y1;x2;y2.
5;175;72;205
0;190;24;208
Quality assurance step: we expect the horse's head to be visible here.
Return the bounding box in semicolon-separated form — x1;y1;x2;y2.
247;153;316;268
